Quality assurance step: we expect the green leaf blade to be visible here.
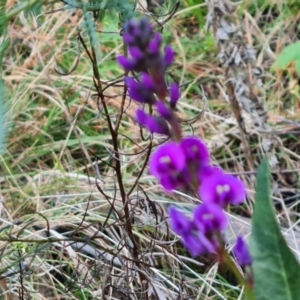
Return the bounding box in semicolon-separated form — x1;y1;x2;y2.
250;158;300;300
272;41;300;74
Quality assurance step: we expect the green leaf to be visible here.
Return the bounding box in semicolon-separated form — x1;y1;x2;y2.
272;41;300;74
0;78;11;155
0;38;11;155
0;0;7;36
250;158;300;300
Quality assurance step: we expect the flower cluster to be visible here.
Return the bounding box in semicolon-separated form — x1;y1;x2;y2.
117;17;252;267
169;203;228;256
166;136;249;257
149;137;209;191
117;18;180;137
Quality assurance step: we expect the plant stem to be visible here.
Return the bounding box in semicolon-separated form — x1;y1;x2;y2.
222;249;255;300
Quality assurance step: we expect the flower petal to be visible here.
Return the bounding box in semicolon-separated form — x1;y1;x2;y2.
136;109;170;135
156;101;173;120
125;77;156;104
233;236;252;267
197;165;223;182
180;137;210;166
149;142;186;178
182;233;206;257
129;47;143;60
193;202;228;233
169;206;192;235
117;56;136;70
164;45;175;67
199;173;246;206
169;82;180;108
149;33;162;54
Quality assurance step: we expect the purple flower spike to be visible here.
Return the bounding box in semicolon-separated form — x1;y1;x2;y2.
164;45;175;67
169;82;180;108
180;137;210;167
125;77;156;104
233;236;252;267
149;142;186;178
117;56;136;70
136;109;170;136
169;206;192;235
193;202;228;234
199;173;246;206
124;18;153;48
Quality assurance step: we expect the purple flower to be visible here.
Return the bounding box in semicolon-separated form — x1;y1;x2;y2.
169;206;192;235
149;142;185;177
117;56;136;70
125;77;156;104
199;172;246;206
159;168;191;191
182;233;214;257
168;204;221;256
169;82;180;108
197;165;223;182
164;45;175;67
233;236;252;267
123;18;153;49
118;17;177;107
136;109;170;135
129;46;144;60
149;33;162;54
140;73;156;90
149;142;190;190
156;101;173;120
193;202;228;234
180;137;210;167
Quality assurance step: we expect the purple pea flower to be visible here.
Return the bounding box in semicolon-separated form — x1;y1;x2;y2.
169;204;225;257
180;137;210;167
168;206;214;256
149;142;189;190
182;232;215;257
159;168;191;191
193;202;228;234
149;142;185;177
156;101;173;120
169;206;192;235
164;45;175;67
199;172;246;206
136;109;170;136
233;236;252;267
125;77;156;104
169;82;180;108
197;165;223;182
149;33;162;54
117;56;136;70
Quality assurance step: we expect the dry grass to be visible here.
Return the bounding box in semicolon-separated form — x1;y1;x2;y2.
0;0;300;299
